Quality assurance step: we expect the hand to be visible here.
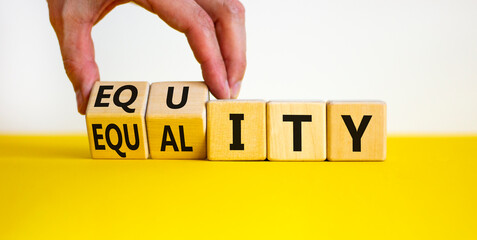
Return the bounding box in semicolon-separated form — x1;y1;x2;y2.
47;0;246;114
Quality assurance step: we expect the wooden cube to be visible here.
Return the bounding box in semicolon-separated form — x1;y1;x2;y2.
86;81;150;159
146;81;209;159
207;100;266;160
326;101;386;161
267;101;326;161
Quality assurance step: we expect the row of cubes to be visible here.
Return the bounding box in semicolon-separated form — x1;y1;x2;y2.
86;81;386;161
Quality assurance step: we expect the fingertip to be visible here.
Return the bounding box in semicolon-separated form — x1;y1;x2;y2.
75;76;97;115
230;80;242;99
75;89;86;115
207;78;230;99
200;61;230;99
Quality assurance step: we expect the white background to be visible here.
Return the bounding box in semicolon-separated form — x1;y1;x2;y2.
1;0;476;133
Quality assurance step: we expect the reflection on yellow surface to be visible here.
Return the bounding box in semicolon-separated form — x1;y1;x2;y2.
0;135;476;239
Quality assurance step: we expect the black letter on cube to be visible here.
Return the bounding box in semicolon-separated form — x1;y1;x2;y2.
105;124;126;158
341;115;372;152
113;85;138;113
229;114;245;150
94;85;113;107
92;124;106;150
161;125;179;151
166;86;189;109
283;115;312;151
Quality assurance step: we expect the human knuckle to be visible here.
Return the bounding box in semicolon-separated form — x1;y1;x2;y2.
60;3;90;25
194;9;215;32
222;0;245;18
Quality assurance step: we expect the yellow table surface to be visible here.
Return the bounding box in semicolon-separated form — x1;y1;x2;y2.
0;135;476;239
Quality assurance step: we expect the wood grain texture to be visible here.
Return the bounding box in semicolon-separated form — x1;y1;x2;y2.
327;101;386;161
207;100;266;160
86;81;150;159
146;82;208;159
267;101;326;161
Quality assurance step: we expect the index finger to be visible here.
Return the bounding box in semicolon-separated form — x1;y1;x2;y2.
135;0;230;99
195;0;247;99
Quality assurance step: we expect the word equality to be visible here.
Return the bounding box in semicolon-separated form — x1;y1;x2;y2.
86;81;386;161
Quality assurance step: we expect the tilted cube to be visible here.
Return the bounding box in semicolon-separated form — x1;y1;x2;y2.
86;81;150;159
146;81;208;159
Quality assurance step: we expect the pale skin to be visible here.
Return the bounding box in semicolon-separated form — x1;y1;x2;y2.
47;0;246;114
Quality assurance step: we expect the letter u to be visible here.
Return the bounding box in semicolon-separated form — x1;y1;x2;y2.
166;86;189;109
123;124;140;150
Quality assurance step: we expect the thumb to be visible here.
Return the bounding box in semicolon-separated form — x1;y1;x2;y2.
52;14;99;115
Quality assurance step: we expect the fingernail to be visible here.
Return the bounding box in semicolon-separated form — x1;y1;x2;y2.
230;81;242;99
